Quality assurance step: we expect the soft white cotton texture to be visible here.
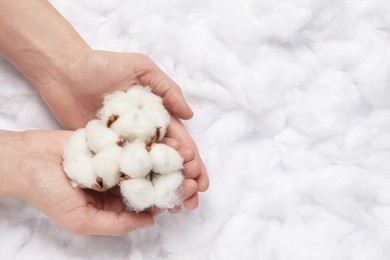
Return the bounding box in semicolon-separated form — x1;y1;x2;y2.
120;140;153;178
149;143;184;174
92;145;122;189
97;90;137;121
120;178;155;212
85;119;119;153
63;129;97;189
126;86;170;140
126;86;162;107
152;172;183;209
2;0;390;259
110;109;156;142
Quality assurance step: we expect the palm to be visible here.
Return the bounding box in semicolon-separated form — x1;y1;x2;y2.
24;130;153;235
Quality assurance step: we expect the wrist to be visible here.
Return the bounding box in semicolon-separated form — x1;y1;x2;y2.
0;0;92;93
23;42;91;93
31;45;92;93
0;130;28;199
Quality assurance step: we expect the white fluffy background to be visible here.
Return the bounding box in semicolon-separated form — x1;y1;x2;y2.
1;0;390;259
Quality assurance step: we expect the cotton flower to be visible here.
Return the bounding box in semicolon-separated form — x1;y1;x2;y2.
153;172;184;208
126;86;170;140
120;178;155;212
149;143;184;174
62;85;185;211
120;140;153;178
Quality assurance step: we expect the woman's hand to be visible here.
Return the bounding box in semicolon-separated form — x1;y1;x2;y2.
0;130;205;234
0;0;208;214
38;50;193;129
38;50;209;210
0;130;154;236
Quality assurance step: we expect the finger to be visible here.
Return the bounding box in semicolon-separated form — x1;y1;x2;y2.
163;137;181;150
197;163;209;192
136;55;193;119
183;192;199;211
164;137;196;163
166;118;209;192
179;178;198;211
75;208;154;236
181;179;198;201
146;207;165;216
183;159;201;179
168;179;198;214
168;206;181;214
168;178;197;214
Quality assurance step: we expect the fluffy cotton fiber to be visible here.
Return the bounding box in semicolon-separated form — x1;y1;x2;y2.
62;129;97;189
119;140;153;178
62;86;184;210
120;178;156;212
153;172;184;208
85;119;120;153
149;143;184;174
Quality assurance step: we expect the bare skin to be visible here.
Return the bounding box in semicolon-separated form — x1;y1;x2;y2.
0;0;209;235
0;130;199;235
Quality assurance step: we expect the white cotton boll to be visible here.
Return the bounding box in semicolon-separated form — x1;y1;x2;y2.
92;145;122;189
149;143;183;174
110;109;156;142
63;129;97;189
120;178;155;212
97;91;137;121
85;119;120;153
120;140;153;178
127;86;170;140
153;172;184;209
142;102;170;141
126;86;162;107
63;128;91;159
64;156;96;189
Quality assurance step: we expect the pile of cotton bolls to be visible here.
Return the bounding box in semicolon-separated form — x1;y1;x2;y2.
62;86;184;211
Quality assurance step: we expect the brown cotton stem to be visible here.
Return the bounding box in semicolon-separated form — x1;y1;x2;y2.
116;138;126;147
146;127;161;151
107;114;119;128
119;173;132;183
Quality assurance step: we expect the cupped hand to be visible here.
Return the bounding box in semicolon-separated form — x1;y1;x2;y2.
37;50;209;210
18;130;154;236
39;50;193;129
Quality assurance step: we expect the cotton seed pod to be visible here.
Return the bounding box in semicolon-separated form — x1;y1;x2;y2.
85;119;120;153
92;145;123;190
152;172;184;209
149;143;184;174
110;109;156;142
63;129;98;189
120;178;155;212
97;91;138;121
120;140;153;178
